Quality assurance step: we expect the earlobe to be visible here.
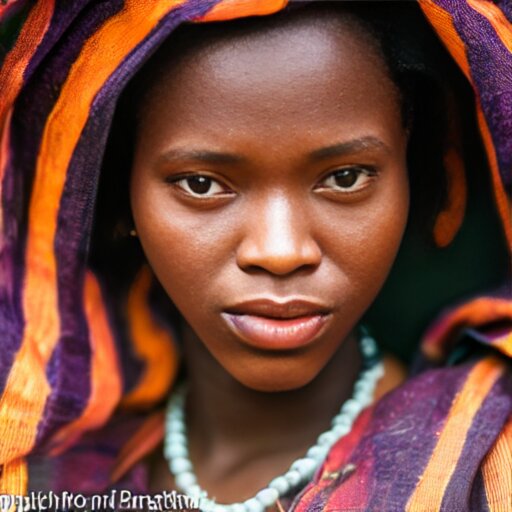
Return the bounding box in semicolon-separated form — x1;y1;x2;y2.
432;146;467;248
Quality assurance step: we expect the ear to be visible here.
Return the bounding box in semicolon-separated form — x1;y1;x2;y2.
432;93;467;248
433;146;467;247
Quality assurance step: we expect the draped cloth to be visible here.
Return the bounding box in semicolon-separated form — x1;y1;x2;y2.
0;0;511;509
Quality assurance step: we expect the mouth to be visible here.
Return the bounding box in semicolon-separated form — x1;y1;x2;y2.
221;298;332;351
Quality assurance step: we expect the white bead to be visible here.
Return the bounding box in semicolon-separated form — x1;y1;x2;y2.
255;488;279;507
291;458;317;478
353;390;371;405
284;469;302;487
230;504;247;512
375;363;385;378
170;457;192;474
201;498;216;511
341;399;362;417
167;408;184;420
307;445;329;462
164;442;188;459
175;471;196;489
167;418;185;433
184;484;203;498
354;381;372;397
268;475;290;495
168;432;187;446
360;336;377;357
213;505;229;512
332;414;351;427
332;424;350;438
317;431;337;446
243;497;265;512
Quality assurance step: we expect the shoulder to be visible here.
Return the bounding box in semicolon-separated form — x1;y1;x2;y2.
291;354;512;511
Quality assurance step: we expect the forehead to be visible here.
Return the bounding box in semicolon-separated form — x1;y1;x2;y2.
134;8;402;148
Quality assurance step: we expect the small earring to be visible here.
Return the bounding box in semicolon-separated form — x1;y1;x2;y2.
129;229;138;237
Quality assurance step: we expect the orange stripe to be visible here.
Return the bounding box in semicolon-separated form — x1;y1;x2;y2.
491;332;512;358
406;357;505;511
0;0;187;465
419;0;473;83
482;416;512;511
0;458;27;496
475;106;512;253
0;108;12;236
466;0;512;54
0;0;54;129
120;268;178;408
0;0;55;216
46;272;122;456
423;298;512;361
420;0;512;253
197;0;288;22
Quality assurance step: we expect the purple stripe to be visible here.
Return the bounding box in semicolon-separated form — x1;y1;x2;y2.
432;0;512;185
0;0;126;396
440;370;512;511
289;363;476;510
23;0;94;79
495;0;512;24
361;363;472;510
469;468;492;512
36;0;221;448
30;0;126;450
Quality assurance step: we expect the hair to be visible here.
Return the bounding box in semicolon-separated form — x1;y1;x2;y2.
90;1;481;321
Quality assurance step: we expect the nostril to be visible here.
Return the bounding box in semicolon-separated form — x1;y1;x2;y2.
236;197;322;275
236;238;322;276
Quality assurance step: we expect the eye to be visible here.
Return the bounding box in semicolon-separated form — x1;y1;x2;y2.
169;175;230;198
317;166;377;192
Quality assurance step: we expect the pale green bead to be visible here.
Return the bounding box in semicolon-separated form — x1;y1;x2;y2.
170;457;192;474
164;442;187;459
255;488;279;507
291;458;317;478
269;475;290;495
284;469;302;487
175;471;196;489
307;445;329;462
317;431;337;446
243;497;265;512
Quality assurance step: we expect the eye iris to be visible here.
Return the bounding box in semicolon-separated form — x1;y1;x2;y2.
334;169;358;188
187;176;212;194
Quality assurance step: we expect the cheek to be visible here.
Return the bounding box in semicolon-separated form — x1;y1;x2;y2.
321;169;410;301
130;182;235;305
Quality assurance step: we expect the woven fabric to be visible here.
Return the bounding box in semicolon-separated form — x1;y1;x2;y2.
0;0;510;508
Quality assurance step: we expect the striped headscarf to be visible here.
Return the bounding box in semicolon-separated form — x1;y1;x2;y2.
0;0;511;505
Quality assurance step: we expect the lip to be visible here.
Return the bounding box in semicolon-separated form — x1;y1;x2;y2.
222;298;331;350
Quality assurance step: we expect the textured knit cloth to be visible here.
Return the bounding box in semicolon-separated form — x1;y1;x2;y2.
0;0;511;510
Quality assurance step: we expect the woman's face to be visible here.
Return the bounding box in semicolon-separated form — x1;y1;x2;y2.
130;13;410;392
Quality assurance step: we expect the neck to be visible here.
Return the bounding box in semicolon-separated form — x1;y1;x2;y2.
181;325;362;479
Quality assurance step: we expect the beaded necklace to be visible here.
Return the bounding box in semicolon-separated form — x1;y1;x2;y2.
164;330;383;512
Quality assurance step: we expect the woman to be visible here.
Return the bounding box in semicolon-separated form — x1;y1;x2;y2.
0;1;510;510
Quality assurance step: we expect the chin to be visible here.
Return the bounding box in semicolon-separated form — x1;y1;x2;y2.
229;358;322;393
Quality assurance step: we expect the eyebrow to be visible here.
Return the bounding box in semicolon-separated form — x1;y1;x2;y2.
309;136;390;161
157;149;245;165
157;136;390;166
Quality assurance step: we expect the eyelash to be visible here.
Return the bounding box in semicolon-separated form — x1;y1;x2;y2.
167;166;378;199
315;166;378;193
167;174;232;198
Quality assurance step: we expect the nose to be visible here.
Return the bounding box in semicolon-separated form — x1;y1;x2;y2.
236;194;322;275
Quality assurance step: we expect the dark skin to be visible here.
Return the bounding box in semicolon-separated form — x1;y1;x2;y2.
130;10;409;505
